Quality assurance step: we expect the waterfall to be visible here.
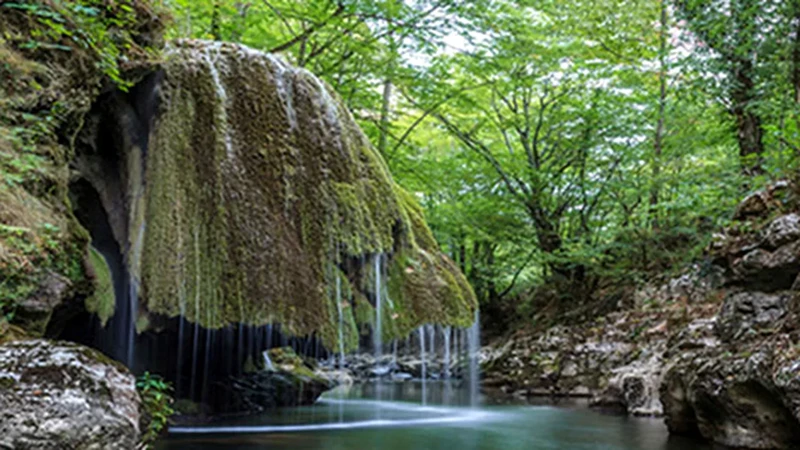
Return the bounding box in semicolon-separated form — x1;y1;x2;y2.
373;254;382;363
428;324;435;362
335;273;346;370
263;350;276;371
201;44;235;161
467;310;481;407
126;222;145;368
302;69;340;126
443;326;451;380
419;326;427;406
262;53;297;131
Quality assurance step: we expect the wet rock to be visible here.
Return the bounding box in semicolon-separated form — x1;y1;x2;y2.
0;339;141;450
214;370;334;414
213;347;335;414
392;372;413;381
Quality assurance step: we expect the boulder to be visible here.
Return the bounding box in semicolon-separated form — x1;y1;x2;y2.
211;347;335;414
214;370;334;414
0;340;141;450
592;346;665;416
661;342;800;449
13;272;72;337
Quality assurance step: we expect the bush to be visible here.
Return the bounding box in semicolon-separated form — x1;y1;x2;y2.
136;371;174;447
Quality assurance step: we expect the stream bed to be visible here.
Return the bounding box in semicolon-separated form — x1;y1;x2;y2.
158;382;709;450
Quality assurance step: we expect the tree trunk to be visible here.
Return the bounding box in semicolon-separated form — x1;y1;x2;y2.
731;62;765;176
650;0;667;227
458;239;467;274
378;77;393;155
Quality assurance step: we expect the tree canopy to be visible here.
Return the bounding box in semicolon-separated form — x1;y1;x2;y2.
165;0;800;333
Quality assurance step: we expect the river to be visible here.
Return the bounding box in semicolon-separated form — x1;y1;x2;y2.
158;381;709;450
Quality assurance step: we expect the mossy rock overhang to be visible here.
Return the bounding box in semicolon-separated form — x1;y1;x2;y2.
74;39;476;350
0;0;166;339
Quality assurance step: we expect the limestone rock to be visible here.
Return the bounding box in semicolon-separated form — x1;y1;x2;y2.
716;291;789;342
733;181;793;221
661;341;800;449
0;340;141;450
764;213;800;249
730;241;800;291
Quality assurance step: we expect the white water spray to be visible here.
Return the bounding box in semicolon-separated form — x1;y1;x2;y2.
263;350;276;371
373;254;382;362
201;44;235;161
467;310;481;407
419;326;427;406
335;273;346;370
443;326;451;380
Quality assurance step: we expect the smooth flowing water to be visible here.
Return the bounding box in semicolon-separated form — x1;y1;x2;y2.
159;382;708;450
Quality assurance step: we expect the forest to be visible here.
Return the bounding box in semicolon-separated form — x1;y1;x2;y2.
165;0;800;334
2;1;800;449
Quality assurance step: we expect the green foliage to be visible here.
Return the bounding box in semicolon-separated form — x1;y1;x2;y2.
156;0;800;334
2;0;162;89
136;371;174;447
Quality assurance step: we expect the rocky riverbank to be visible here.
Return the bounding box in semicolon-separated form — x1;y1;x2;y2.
484;182;800;448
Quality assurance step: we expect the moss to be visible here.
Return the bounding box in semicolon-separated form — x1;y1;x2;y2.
128;40;476;351
267;346;320;380
0;1;166;335
85;247;115;326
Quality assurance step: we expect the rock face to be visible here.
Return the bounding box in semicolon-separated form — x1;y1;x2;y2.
484;184;800;448
68;39;476;353
483;264;722;417
0;0;166;341
0;340;141;449
656;185;800;449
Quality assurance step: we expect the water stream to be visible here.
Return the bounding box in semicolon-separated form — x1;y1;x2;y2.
159;383;709;450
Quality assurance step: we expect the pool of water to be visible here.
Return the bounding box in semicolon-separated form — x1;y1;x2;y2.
158;382;709;450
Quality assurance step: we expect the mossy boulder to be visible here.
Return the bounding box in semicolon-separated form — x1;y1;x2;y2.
210;346;335;414
134;40;476;348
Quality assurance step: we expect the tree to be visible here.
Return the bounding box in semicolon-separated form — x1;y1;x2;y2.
675;0;772;175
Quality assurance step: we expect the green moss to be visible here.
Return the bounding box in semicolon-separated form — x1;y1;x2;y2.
267;347;319;380
85;247;115;326
0;1;166;336
134;40;475;351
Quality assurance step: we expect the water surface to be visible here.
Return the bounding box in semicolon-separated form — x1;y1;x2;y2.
158;382;709;450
